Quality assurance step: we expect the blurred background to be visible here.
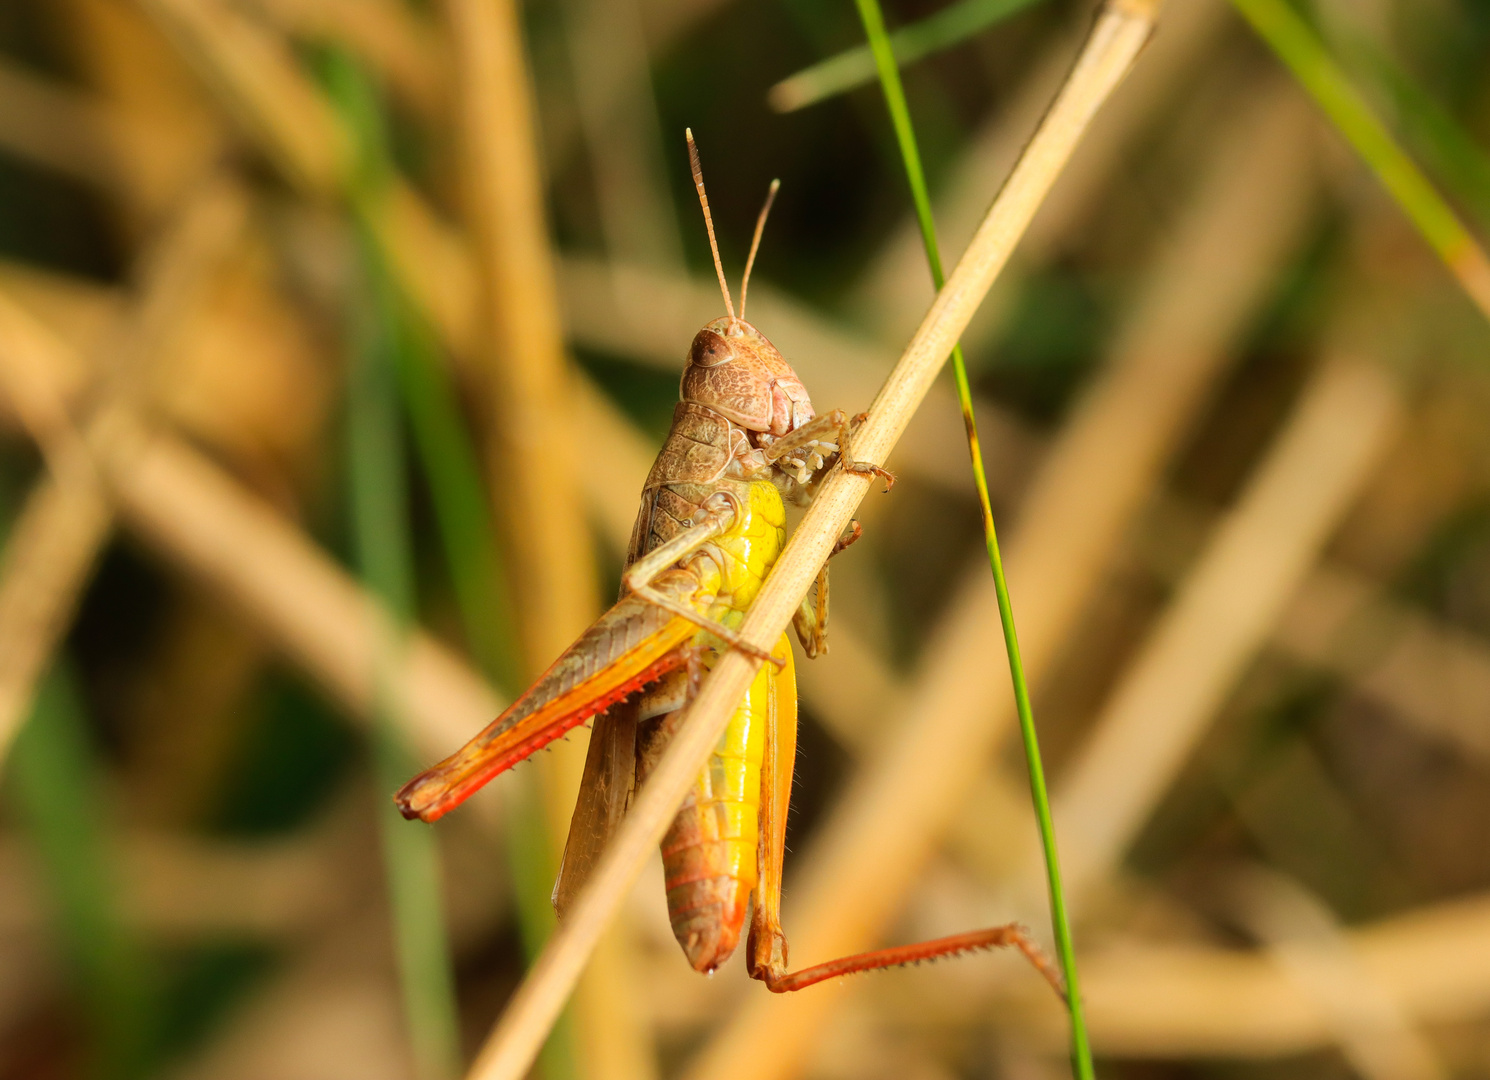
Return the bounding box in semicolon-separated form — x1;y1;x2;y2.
0;0;1488;1078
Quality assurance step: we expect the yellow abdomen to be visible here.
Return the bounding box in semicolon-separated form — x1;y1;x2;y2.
658;480;791;972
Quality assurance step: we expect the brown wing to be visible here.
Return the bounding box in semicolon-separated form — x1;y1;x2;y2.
394;594;694;823
551;696;639;918
551;489;655;917
625;488;654;570
552;403;739;914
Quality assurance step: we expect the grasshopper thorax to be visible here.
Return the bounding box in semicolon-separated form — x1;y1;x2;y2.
683;316;815;440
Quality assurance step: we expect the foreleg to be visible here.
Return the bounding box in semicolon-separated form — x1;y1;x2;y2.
623;494;783;669
765;409;896;492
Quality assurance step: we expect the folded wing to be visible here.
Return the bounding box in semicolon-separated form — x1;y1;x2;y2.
395;594;696;823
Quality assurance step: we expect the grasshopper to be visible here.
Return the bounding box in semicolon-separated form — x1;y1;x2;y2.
396;132;1058;994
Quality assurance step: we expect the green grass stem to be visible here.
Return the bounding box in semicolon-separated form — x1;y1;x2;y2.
322;49;462;1080
379;217;581;1080
772;0;1046;112
1329;32;1490;238
321;49;578;1080
7;663;154;1080
1230;0;1490;321
851;1;1093;1076
345;229;463;1080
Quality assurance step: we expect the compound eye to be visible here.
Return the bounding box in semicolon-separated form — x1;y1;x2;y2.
689;328;733;367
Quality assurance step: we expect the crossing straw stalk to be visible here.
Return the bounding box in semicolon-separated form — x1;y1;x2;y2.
462;2;1160;1078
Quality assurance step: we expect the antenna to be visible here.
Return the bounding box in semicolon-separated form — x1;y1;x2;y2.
739;178;780;323
686;129;736;324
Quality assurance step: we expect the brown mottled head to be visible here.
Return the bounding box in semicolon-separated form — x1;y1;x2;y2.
681;316;814;439
681;132;814;444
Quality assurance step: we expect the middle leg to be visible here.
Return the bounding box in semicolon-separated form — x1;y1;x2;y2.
791;518;863;659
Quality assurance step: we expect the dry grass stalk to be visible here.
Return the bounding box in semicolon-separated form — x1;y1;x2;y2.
0;476;110;764
561;0;684;273
1143;490;1490;767
1225;865;1447;1080
0;280;501;773
852;0;1232;344
572;936;662;1080
105;0;476;372
366;181;480;357
987;82;1313;684
246;0;449;120
684;77;1315;1080
129;0;581;864
1273;563;1490;763
18;0;227;230
443;6;651;1076
59;0;225;159
926;82;1318;882
0;263;121;369
1050;356;1404;900
1020;0;1232;262
1026;887;1490;1056
447;0;598;676
110;425;501;764
135;0;352;196
141;0;595;728
0;178;246;766
0;57;206;214
462;5;1158;1076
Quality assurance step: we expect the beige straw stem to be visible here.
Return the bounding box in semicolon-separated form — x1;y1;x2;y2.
1060;886;1490;1056
447;0;598;678
0;283;501;773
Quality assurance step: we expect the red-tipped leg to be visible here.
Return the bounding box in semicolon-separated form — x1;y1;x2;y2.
831;519;863;556
756;924;1065;996
842;458;897;493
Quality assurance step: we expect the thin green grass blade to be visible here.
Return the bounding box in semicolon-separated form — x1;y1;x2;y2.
771;0;1046;112
7;662;154;1080
1230;0;1490;320
381;198;581;1080
1340;39;1490;237
322;49;462;1080
344;231;464;1080
321;49;579;1080
850;1;1093;1076
382;296;580;1080
386;297;523;695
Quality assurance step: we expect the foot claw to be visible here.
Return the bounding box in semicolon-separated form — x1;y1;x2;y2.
831;520;863;556
843;458;896;492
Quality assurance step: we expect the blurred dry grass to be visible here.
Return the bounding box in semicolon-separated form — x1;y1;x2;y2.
0;0;1487;1078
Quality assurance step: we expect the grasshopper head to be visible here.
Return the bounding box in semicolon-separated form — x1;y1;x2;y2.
680;133;822;478
682;316;815;439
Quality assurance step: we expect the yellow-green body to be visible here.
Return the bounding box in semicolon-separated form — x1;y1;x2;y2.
635;477;796;970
